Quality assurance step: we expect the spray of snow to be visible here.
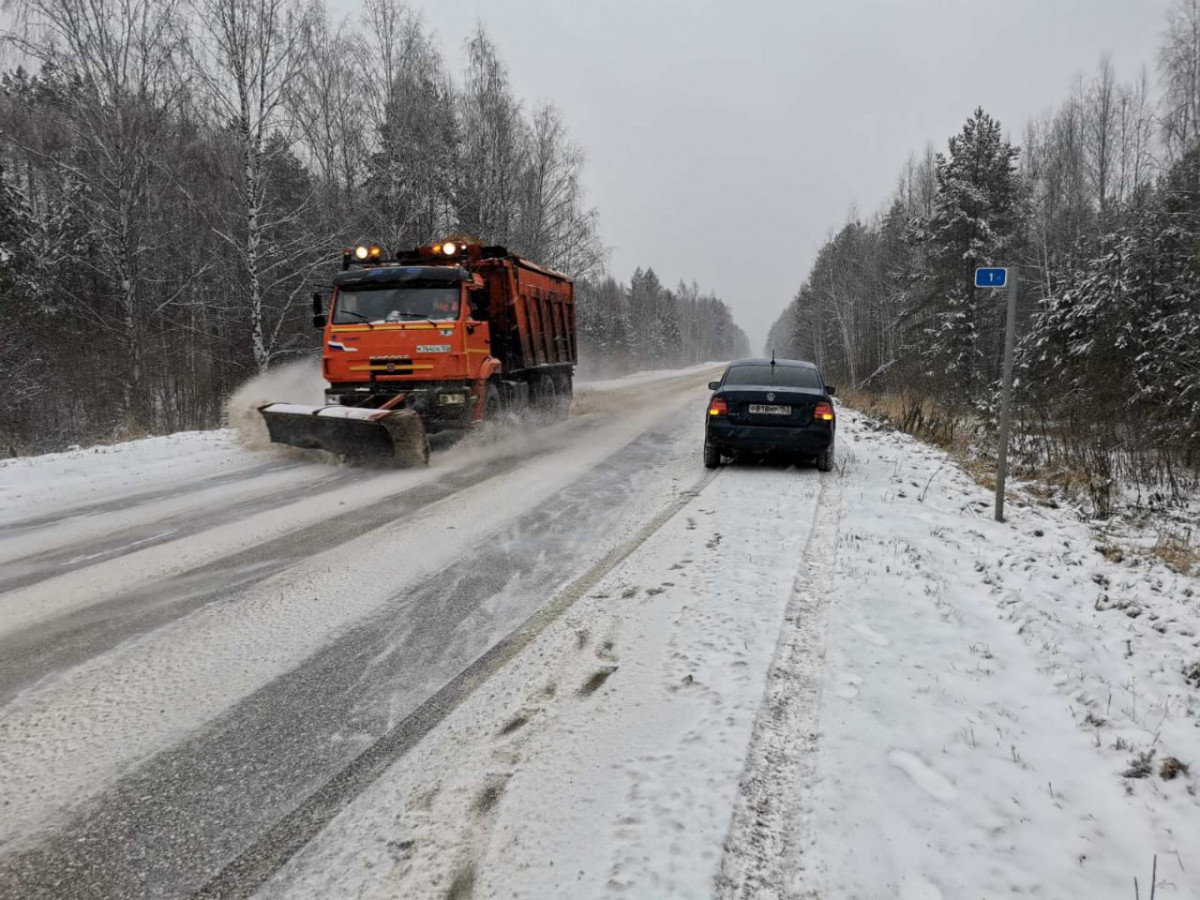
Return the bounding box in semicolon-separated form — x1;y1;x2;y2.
224;359;329;458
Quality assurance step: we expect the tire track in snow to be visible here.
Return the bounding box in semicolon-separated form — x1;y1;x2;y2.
716;468;842;900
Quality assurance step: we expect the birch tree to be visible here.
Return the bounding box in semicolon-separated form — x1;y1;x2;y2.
1086;56;1118;226
457;24;523;244
290;11;363;221
515;102;603;278
189;0;318;372
1160;0;1200;160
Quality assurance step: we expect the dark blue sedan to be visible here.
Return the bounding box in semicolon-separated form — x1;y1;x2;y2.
704;358;836;471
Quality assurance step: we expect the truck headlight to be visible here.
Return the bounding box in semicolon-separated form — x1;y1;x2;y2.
438;393;466;406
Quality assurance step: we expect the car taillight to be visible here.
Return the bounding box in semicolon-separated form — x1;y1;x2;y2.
814;402;834;421
708;397;728;417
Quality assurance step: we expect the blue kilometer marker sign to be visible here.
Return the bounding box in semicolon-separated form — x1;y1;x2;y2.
975;267;1008;288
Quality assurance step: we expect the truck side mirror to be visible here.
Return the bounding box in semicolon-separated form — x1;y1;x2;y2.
312;292;327;329
826;385;836;396
707;381;720;391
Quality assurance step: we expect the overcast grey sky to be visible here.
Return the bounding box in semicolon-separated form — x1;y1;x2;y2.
336;0;1172;349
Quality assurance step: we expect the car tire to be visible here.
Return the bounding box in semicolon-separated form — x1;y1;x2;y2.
703;441;721;469
816;447;834;472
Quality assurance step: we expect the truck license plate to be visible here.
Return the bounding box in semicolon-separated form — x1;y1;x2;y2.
749;404;790;415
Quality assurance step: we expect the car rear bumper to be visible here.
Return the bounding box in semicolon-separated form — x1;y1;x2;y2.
706;420;834;454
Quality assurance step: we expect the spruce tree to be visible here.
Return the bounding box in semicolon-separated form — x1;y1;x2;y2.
908;108;1021;408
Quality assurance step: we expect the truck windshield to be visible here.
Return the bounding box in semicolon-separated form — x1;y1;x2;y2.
333;284;461;324
722;365;823;389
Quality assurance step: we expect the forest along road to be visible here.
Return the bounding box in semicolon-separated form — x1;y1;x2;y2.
0;365;725;900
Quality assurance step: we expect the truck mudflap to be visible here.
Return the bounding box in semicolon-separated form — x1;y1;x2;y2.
257;403;430;466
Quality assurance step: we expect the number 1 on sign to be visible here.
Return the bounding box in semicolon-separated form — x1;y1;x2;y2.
975;267;1008;289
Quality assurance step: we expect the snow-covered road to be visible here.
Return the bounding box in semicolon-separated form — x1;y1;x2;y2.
1;373;1198;899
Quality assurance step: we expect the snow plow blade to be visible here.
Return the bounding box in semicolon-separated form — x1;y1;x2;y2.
258;403;430;466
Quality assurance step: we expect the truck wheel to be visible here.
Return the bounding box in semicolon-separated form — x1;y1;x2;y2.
703;441;721;469
482;384;503;434
816;448;834;472
554;374;572;421
535;376;559;424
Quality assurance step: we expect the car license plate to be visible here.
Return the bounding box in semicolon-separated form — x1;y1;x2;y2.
749;404;790;415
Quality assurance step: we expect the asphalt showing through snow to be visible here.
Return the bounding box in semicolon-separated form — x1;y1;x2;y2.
0;407;702;899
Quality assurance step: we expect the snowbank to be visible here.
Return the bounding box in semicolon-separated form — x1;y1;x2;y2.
0;430;250;524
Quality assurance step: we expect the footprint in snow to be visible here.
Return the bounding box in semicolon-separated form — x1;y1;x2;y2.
834;673;863;700
852;622;891;647
889;750;957;803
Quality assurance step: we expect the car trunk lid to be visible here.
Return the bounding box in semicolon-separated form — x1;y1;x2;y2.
719;386;825;426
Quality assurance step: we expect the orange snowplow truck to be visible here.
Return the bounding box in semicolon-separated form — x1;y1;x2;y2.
259;239;576;464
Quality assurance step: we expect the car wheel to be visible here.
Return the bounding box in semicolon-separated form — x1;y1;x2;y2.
703;441;721;469
816;447;834;472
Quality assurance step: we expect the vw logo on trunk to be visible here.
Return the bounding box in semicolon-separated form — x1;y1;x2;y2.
766;392;775;401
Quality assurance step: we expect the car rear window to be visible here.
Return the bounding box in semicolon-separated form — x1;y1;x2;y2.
722;365;823;389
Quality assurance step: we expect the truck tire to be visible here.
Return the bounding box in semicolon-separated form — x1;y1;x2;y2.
554;374;572;421
482;383;503;434
534;375;559;424
816;447;834;472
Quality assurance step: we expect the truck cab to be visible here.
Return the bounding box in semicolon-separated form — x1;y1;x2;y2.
317;254;497;430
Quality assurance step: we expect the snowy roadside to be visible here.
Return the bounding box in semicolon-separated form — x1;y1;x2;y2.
255;404;1199;899
793;409;1200;899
